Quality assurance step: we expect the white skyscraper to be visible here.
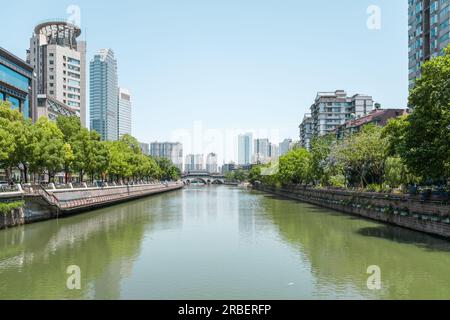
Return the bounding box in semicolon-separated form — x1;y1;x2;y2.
206;153;218;173
185;154;204;172
28;21;87;125
117;88;132;138
150;142;183;171
238;133;253;165
253;138;270;164
90;49;118;141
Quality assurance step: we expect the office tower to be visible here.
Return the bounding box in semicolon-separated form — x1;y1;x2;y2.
269;143;279;161
238;133;253;165
299;114;313;150
150;142;183;171
310;90;373;137
206;153;218;173
253;138;270;164
279;139;293;156
408;0;450;88
90;49;118;141
185;154;204;172
117;88;132;138
139;142;149;156
0;47;35;120
28;21;86;125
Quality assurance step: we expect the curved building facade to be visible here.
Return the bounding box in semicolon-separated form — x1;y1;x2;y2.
27;21;86;125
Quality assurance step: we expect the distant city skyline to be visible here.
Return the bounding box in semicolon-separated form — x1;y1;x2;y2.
1;0;409;164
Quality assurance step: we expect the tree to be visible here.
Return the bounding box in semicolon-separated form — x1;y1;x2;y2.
0;103;17;179
155;157;180;181
310;134;340;186
404;45;450;182
334;125;388;188
29;118;66;183
278;148;312;184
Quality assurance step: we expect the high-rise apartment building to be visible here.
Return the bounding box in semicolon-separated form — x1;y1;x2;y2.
299;114;313;150
28;21;86;125
253;138;271;164
408;0;450;88
310;90;373;137
238;133;253;165
279;139;293;156
139;142;149;156
90;49;118;141
185;154;204;172
117;88;132;138
269;143;279;161
150;142;183;171
206;153;218;173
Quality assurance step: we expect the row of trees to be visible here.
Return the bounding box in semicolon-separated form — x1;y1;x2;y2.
0;104;181;184
250;46;450;191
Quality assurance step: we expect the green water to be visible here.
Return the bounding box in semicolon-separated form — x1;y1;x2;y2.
1;185;450;300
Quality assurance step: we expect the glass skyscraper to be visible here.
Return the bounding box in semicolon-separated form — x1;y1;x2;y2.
238;133;253;165
90;49;118;141
0;47;35;120
408;0;450;88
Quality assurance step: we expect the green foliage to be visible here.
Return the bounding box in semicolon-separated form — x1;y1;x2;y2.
404;45;450;182
248;166;262;183
329;174;346;188
334;124;388;188
278;148;312;184
29;118;66;181
310;134;340;185
225;169;249;183
0;201;24;215
0;110;165;183
366;184;382;193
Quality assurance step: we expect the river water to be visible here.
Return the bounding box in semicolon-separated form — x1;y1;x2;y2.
1;185;450;300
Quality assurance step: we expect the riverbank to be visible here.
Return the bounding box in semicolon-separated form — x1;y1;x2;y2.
0;182;184;230
254;184;450;239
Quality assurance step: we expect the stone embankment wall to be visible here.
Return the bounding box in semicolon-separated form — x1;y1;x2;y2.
255;184;450;239
0;183;183;230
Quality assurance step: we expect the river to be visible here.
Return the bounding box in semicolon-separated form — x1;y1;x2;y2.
1;185;450;300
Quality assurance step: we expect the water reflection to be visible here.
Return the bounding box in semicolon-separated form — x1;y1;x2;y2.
0;192;183;299
257;192;450;299
1;187;450;300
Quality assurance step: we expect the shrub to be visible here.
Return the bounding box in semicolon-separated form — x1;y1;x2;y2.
0;201;24;215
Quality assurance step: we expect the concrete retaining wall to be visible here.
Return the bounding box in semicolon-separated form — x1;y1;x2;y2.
255;184;450;239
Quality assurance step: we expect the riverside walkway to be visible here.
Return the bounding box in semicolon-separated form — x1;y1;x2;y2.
0;182;184;229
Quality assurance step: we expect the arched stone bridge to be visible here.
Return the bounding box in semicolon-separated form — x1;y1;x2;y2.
182;171;225;185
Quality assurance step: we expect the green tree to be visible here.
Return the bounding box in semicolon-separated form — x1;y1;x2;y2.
334;125;388;188
29;118;66;183
310;134;340;186
278;148;312;184
404;45;450;182
0;103;18;180
155;157;180;181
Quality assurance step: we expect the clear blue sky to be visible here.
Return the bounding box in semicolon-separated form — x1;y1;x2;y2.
2;0;408;163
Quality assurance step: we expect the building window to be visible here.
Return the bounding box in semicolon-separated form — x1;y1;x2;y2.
8;96;20;110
